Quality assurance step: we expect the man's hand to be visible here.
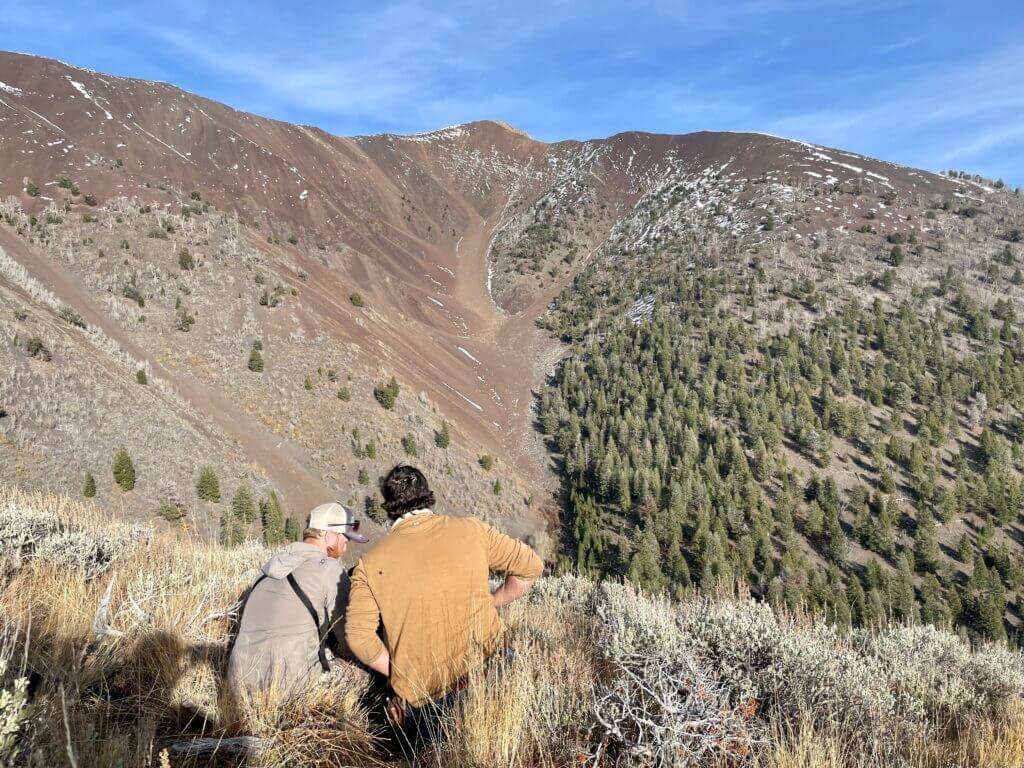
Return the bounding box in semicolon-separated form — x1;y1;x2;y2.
367;647;391;676
492;575;535;609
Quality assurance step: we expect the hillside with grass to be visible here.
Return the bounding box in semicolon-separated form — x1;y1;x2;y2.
2;484;1024;767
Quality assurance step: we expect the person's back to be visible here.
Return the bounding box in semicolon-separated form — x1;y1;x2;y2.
347;513;541;704
228;502;367;695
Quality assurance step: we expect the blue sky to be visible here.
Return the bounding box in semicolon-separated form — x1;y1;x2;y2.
3;1;1023;185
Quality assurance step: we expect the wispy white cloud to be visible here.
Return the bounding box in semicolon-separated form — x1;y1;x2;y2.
1;0;1022;182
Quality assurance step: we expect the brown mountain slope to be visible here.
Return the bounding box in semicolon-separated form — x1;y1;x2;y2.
0;50;1004;541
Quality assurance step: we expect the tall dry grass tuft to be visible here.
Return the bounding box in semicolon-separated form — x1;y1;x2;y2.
235;667;384;768
437;599;597;768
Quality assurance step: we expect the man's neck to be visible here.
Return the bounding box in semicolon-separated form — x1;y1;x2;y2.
391;508;433;530
302;537;328;553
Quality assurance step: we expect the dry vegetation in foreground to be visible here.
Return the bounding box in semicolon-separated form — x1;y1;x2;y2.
2;483;1024;767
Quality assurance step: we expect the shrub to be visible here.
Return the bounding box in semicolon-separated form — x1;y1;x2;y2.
0;658;30;765
401;433;418;457
147;227;168;240
24;336;51;361
287;233;299;245
135;369;147;385
434;421;451;449
175;307;195;332
196;466;221;503
0;495;138;578
156;499;185;522
24;181;39;197
349;292;365;307
112;448;135;491
82;472;96;499
83;194;97;206
178;248;194;271
336;386;351;401
373;376;399;410
365;494;386;525
478;455;494;471
58;305;86;329
248;345;264;372
492;478;502;495
588;582;755;764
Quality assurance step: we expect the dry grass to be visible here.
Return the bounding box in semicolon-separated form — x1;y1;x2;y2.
2;484;1024;767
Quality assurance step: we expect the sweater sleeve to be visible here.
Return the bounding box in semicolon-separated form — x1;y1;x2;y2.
480;520;544;579
345;560;386;665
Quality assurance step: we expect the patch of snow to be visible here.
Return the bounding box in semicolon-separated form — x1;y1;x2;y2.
299;189;308;200
0;81;22;95
442;382;483;411
67;78;113;120
457;346;482;365
22;107;64;133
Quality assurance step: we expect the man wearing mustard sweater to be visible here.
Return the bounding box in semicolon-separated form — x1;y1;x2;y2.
346;464;543;743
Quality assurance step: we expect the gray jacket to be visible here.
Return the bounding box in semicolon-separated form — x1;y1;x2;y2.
227;542;350;694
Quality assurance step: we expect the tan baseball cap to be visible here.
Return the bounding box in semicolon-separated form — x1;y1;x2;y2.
307;502;368;543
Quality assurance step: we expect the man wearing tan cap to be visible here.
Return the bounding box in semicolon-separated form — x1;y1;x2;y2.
227;501;368;695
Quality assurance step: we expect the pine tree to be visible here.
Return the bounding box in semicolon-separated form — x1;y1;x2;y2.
920;573;949;626
82;472;96;498
284;516;301;542
248;345;264;372
434;421;451;449
196;466;221;502
220;512;244;547
627;526;666;593
913;507;941;573
136;369;147;385
112;448;136;491
492;478;502;495
232;483;257;525
374;376;399;410
358;467;369;484
260;491;286;546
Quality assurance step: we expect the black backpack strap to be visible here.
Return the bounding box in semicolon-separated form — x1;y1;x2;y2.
287;573;331;673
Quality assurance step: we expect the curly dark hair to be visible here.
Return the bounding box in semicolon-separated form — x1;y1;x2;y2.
381;464;436;519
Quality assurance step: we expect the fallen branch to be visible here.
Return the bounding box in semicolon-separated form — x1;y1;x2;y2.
91;575;124;640
164;736;266;757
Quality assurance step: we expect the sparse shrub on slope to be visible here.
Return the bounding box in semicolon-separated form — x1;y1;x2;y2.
589;582;758;765
0;487;141;577
678;598;902;753
853;623;1024;728
0;655;31;766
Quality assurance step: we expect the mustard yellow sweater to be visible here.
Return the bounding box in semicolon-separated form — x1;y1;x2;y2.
346;514;543;705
